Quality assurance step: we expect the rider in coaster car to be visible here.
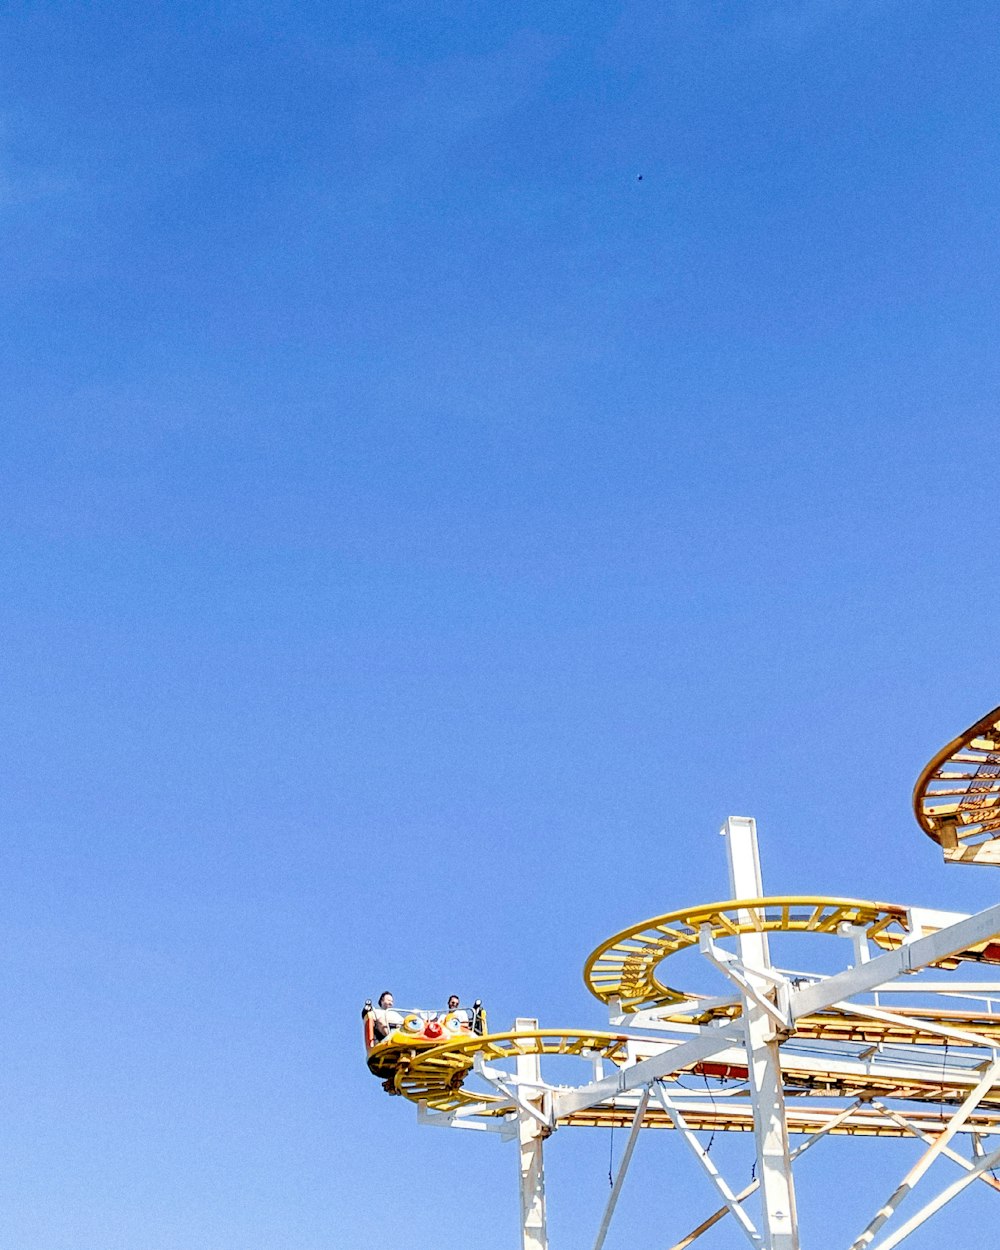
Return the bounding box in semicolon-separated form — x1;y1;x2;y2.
364;990;403;1042
362;993;486;1043
441;995;486;1036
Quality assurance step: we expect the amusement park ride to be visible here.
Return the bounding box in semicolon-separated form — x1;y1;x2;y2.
363;704;1000;1249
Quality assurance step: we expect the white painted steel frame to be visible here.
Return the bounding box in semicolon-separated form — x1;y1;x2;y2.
407;816;1000;1250
666;1101;865;1250
514;1018;548;1250
848;1057;1000;1248
722;816;800;1250
657;1085;762;1247
790;901;1000;1019
868;1100;1000;1194
869;1140;1000;1250
550;1022;744;1119
590;1087;651;1250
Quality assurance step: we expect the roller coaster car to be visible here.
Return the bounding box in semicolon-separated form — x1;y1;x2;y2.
362;1001;486;1081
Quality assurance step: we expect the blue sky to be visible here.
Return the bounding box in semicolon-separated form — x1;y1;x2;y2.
3;1;1000;1246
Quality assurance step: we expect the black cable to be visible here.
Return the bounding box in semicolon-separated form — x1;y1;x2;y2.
608;1120;615;1187
702;1072;717;1154
940;1039;949;1117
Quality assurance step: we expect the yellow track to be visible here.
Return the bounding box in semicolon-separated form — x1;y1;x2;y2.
583;897;912;1011
914;703;1000;864
385;1030;632;1113
558;1103;1000;1138
383;1024;1000;1135
368;705;1000;1136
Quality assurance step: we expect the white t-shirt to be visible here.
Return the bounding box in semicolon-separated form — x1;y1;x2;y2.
372;1007;403;1036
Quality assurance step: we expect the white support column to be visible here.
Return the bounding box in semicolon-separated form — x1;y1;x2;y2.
514;1018;548;1250
721;816;800;1250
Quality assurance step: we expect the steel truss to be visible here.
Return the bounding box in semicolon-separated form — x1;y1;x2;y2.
402;817;1000;1249
366;704;1000;1249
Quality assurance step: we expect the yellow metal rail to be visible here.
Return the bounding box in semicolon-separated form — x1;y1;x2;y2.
366;704;1000;1134
914;703;1000;864
583;897;912;1011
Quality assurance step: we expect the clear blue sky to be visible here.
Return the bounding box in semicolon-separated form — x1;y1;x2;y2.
3;2;1000;1246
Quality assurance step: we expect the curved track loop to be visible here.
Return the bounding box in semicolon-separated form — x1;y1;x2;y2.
389;1029;632;1113
369;705;1000;1135
391;1025;1000;1117
914;703;1000;864
583;897;912;1011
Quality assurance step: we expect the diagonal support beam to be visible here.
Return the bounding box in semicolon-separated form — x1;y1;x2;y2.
474;1057;553;1132
656;1085;762;1247
791;902;1000;1020
666;1101;864;1250
550;1023;743;1119
868;1100;1000;1194
828;999;999;1051
591;1087;651;1250
700;925;792;1031
870;1140;1000;1250
849;1057;1000;1249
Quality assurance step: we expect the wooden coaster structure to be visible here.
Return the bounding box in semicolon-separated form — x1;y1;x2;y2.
365;704;1000;1250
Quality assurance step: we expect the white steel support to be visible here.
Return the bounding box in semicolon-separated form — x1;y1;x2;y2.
550;1021;743;1119
870;1139;1000;1250
667;1101;864;1250
699;927;791;1031
848;1057;1000;1249
417;1102;518;1138
790;901;1000;1019
403;805;1000;1248
514;1018;548;1250
657;1087;762;1247
869;1100;1000;1194
828;998;997;1050
721;816;800;1250
474;1056;554;1132
591;1087;651;1250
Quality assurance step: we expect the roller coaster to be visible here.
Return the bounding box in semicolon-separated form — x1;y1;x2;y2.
363;704;1000;1250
